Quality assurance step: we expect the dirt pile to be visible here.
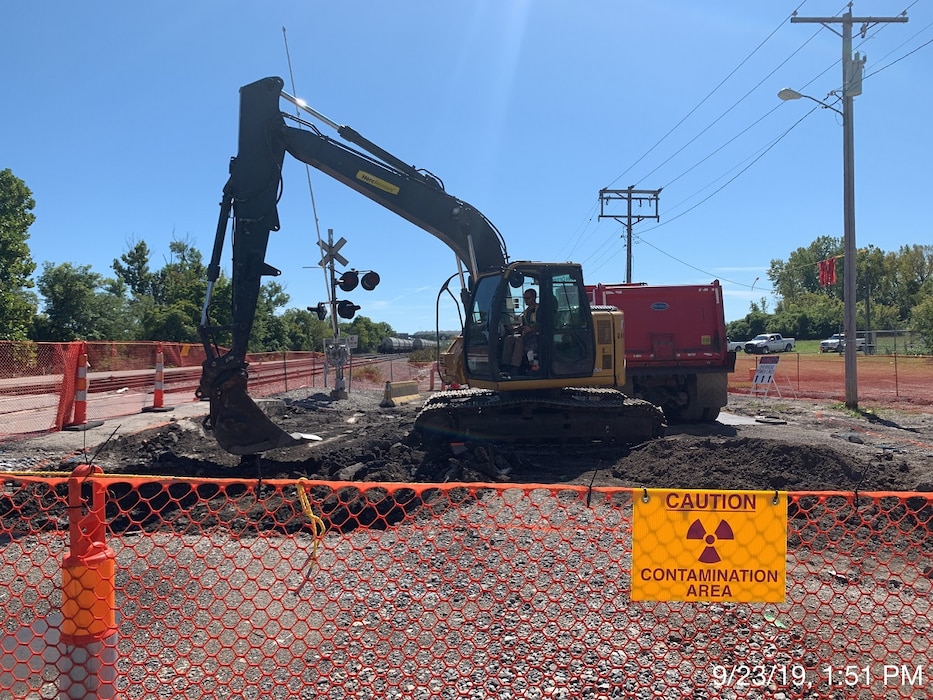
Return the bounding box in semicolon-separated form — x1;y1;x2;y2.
83;390;933;494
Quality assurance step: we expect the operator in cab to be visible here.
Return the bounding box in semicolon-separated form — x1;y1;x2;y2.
502;288;539;374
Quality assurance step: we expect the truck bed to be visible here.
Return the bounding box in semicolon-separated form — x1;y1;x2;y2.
586;281;731;370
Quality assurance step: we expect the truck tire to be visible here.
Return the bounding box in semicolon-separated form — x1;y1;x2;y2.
668;378;704;422
668;374;726;423
761;347;769;354
784;344;793;352
702;407;720;422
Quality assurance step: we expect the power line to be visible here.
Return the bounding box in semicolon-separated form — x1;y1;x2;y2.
603;2;810;191
582;105;819;278
581;4;931;286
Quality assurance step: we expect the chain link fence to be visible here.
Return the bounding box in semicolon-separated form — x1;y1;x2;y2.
2;474;930;699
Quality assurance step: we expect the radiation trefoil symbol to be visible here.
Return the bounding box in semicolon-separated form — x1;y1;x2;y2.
686;519;734;563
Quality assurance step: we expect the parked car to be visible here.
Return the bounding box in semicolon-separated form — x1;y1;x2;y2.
743;333;796;354
726;337;744;353
819;333;866;353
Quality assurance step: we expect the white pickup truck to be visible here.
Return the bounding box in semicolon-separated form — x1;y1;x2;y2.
726;337;745;353
819;333;866;353
743;333;796;354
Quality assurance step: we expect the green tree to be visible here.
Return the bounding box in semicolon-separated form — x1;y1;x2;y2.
772;292;843;339
0;169;38;339
768;235;841;302
760;237;933;341
33;262;131;340
910;295;933;352
248;281;291;351
339;316;394;353
123;236;282;348
888;244;933;319
279;308;333;351
152;238;208;309
725;299;773;341
112;239;155;297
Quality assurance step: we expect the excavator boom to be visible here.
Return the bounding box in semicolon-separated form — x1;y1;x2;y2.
197;77;510;454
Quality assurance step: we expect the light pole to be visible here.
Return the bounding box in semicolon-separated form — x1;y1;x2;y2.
783;9;908;410
778;86;857;409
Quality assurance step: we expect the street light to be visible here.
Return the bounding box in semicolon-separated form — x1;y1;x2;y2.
778;86;858;410
777;88;840;114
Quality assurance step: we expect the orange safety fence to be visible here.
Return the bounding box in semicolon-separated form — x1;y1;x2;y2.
3;340;930;442
1;341;438;441
733;353;933;409
1;474;930;699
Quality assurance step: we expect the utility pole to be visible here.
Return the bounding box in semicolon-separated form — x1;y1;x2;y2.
789;5;907;410
598;187;661;283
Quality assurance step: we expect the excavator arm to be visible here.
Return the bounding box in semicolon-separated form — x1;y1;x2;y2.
198;76;508;454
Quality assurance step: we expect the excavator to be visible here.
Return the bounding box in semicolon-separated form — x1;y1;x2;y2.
197;76;665;455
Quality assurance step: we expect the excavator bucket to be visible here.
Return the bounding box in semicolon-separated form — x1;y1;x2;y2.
206;371;320;455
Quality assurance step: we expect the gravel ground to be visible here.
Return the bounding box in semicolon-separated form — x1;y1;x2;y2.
3;389;932;699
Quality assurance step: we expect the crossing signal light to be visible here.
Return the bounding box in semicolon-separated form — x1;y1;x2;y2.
337;270;359;292
361;271;380;291
307;303;328;321
337;300;361;319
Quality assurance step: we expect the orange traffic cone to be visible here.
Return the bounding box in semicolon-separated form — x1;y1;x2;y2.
64;343;104;431
142;343;173;413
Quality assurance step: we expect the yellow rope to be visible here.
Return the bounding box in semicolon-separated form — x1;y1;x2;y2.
4;471;329;564
297;478;327;561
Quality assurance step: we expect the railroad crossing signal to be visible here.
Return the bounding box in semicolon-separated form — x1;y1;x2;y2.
314;229;381;323
336;270;381;293
308;302;328;321
318;236;348;267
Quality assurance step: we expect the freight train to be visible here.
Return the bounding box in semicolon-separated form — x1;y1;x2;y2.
378;336;439;354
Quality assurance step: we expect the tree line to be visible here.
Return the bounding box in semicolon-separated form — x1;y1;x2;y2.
725;234;933;348
3;168;932;352
0;169;393;353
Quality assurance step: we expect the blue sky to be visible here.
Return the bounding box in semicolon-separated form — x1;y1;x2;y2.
3;1;931;335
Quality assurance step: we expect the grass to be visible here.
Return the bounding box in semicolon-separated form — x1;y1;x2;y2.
350;364;384;383
794;339;821;354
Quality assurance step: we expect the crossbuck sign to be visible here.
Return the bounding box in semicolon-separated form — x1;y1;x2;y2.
318;236;348;267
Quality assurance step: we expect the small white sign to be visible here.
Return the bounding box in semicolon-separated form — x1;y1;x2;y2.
753;355;779;384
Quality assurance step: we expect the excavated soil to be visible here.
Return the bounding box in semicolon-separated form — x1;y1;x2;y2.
86;390;933;494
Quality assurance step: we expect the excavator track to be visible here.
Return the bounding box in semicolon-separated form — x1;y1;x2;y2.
415;387;665;446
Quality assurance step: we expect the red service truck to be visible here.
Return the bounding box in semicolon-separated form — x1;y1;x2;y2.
585;280;735;422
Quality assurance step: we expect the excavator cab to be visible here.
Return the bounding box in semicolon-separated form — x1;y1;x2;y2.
463;263;596;386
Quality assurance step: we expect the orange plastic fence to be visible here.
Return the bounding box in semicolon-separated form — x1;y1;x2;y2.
0;341;438;442
733;353;933;408
2;474;930;699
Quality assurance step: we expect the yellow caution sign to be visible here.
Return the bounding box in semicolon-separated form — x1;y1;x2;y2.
632;489;787;602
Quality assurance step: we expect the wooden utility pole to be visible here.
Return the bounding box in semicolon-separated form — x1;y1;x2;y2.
598;187;661;283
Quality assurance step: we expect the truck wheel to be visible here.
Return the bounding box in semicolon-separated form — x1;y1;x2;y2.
761;347;769;354
702;407;720;422
676;380;704;422
785;344;792;352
